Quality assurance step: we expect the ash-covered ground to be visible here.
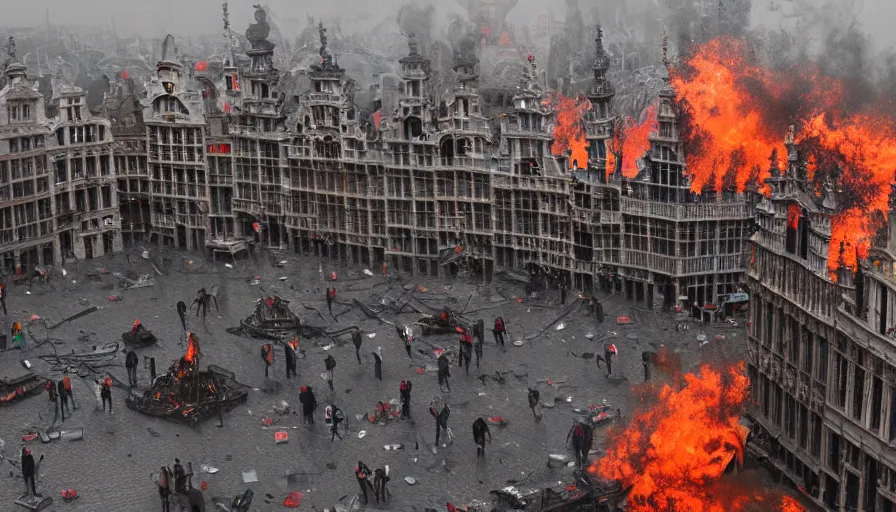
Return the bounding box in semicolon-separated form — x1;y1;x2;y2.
0;249;747;511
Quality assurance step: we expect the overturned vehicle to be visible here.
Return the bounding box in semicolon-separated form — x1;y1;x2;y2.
122;320;158;348
490;472;625;512
126;333;249;425
234;296;302;340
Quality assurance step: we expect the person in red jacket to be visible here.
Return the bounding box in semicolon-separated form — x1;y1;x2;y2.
326;287;336;315
101;375;113;414
493;317;506;348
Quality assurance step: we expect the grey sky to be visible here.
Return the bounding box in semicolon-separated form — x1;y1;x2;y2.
5;0;896;52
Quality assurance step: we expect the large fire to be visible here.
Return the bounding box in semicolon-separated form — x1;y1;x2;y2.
673;37;896;273
185;332;200;364
592;363;806;512
550;94;591;169
606;104;658;178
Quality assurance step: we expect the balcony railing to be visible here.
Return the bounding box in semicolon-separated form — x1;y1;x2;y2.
620;197;751;221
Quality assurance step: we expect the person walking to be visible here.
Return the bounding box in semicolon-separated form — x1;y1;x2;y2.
261;343;274;378
459;330;473;375
176;301;187;330
45;380;58;425
93;377;103;411
21;447;42;498
642;351;652;382
352;329;363;364
57;379;67;421
399;380;412;419
472;417;492;458
285;338;298;379
324;354;336;391
604;343;618;376
101;374;113;414
326;287;336;315
299;386;317;424
473;320;484;369
327;404;344;441
435;403;451;449
126;349;139;388
62;371;75;410
354;461;372;504
158;465;172;512
493;317;506;349
560;283;568;306
528;387;542;422
437;352;451;392
372;347;383;381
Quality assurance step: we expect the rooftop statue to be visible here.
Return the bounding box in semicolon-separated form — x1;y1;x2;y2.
246;4;274;51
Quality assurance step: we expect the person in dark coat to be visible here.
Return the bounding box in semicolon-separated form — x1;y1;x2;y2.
458;330;473;375
399;380;412;419
437;352;451;392
21;447;42;498
568;422;590;469
176;301;187;330
324;355;336;390
355;461;372;503
284;338;298;379
0;282;7;315
372;347;383;381
45;380;59;425
472;417;492;458
126;349;139;387
473;320;484;368
528;388;542;421
158;465;172;512
493;317;506;348
326;287;336;315
374;466;390;504
173;459;186;494
261;343;274;378
57;379;68;420
299;386;316;424
352;330;363;364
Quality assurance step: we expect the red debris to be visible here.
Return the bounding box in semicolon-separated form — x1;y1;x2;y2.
283;491;303;507
61;489;78;501
22;433;37;442
616;316;633;325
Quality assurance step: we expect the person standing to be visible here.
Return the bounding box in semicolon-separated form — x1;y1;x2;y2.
173;459;186;494
372;347;383;381
126;349;139;388
101;374;113;414
21;448;42;498
93;377;103;411
560;283;568;306
354;461;372;504
0;281;7;315
473;320;484;369
399;380;412;419
326;287;336;315
459;330;473;375
437;352;451;392
299;386;317;425
284;338;298;379
57;379;67;421
472;417;492;458
352;329;363;364
374;466;390;504
604;343;618;376
261;343;274;378
176;301;187;330
324;355;336;391
45;380;58;425
493;317;506;349
642;351;652;382
158;465;172;512
62;371;74;410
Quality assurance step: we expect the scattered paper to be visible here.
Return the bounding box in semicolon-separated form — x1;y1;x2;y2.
358;430;367;439
405;476;417;485
555;323;566;330
367;333;376;338
62;269;67;276
363;269;374;276
201;465;219;474
242;470;258;483
225;263;233;269
279;277;288;281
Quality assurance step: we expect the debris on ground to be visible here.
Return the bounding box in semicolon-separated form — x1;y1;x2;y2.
242;469;259;483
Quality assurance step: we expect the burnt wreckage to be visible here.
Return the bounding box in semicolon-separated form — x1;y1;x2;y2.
489;472;625;512
234;295;302;339
126;333;249;425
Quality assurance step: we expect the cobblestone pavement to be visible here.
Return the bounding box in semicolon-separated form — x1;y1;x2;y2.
0;251;747;511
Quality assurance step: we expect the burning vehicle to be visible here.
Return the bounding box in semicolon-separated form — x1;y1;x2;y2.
126;333;249;425
416;309;468;336
235;296;302;339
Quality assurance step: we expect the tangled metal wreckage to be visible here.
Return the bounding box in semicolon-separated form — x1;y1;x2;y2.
126;334;249;425
488;473;625;512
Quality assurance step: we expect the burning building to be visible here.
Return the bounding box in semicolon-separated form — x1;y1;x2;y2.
126;332;249;425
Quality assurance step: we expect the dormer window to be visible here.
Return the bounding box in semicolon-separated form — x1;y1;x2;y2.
163;82;175;94
225;75;234;91
21;104;30;120
7;105;18;121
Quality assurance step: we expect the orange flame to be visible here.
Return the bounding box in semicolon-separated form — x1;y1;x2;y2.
786;203;800;231
606;105;658;178
185;332;200;364
675;37;896;273
550;94;590;169
593;363;805;512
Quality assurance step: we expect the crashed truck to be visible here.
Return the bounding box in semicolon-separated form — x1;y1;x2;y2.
489;472;625;511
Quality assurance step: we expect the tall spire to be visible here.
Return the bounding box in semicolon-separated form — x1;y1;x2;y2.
222;1;230;32
592;24;610;76
659;30;675;98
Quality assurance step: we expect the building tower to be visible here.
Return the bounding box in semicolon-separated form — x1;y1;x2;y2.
143;34;209;250
433;35;494;281
230;3;289;248
380;33;439;276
